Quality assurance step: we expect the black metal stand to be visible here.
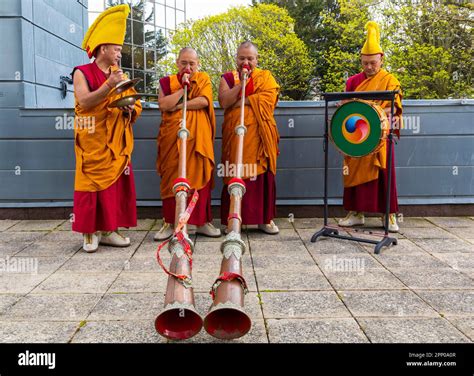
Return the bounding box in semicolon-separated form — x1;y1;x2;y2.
311;90;400;254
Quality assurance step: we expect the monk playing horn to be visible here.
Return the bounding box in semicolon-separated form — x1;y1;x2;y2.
154;47;220;240
219;41;280;234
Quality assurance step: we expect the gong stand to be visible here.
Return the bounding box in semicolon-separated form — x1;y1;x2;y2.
311;90;400;254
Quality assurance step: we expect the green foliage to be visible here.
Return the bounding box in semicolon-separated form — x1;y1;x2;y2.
260;0;473;99
381;0;473;99
164;4;314;100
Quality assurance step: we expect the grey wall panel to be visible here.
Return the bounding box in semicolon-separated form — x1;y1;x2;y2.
0;19;22;81
0;101;473;205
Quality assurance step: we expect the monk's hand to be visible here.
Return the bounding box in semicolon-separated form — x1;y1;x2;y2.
239;64;251;80
107;68;124;87
119;104;134;113
179;69;191;90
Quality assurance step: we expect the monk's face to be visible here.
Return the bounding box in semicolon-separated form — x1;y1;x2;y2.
236;46;258;73
176;51;199;76
361;54;383;77
99;44;122;66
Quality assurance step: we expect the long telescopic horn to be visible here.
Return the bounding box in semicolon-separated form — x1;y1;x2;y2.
204;65;252;339
155;81;203;340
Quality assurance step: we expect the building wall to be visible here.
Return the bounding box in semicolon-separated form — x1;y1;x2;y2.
0;0;89;109
0;100;472;207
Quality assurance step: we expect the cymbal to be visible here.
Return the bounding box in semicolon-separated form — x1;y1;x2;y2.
108;78;142;96
108;94;141;108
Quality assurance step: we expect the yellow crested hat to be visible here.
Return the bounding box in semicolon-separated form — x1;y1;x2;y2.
361;21;383;55
82;4;130;58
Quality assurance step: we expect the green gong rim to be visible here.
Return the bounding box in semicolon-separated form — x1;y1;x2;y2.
330;101;383;157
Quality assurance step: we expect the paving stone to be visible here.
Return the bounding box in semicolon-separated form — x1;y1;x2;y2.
108;272;167;293
261;291;351;319
41;231;83;242
71;320;166;343
0;274;49;294
248;240;307;255
255;266;332;291
0;321;79;343
272;217;296;229
31;272;119;294
0;220;21;231
58;256;129;273
359;238;426;255
0;232;46;247
315;253;383;273
416;291;474;317
359;318;470;343
7;220;66;232
391;268;474;290
0;294;22;316
297;229;366;254
1;255;63;275
431;252;474;271
373;253;451;269
121;218;156;231
323;269;406;290
247;228;300;242
448;318;474;341
292;217;325;229
398;217;436;228
267;318;368;343
340;290;438;317
16;241;81;258
88;293;164;320
411;238;474;254
251;252;316;270
443;227;474;240
426;217;474;228
400;227;457;239
2;294;101;321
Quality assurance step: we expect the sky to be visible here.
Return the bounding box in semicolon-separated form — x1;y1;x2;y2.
185;0;253;21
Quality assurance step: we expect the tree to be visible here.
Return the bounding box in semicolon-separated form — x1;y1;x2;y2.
381;0;473;99
165;4;314;100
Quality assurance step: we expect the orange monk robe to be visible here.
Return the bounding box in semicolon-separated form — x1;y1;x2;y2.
74;85;142;191
344;69;403;188
221;68;280;185
156;71;215;199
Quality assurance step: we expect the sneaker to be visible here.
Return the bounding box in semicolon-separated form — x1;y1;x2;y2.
382;213;399;233
83;232;100;253
100;231;131;247
258;220;279;235
154;221;173;241
338;211;365;227
196;222;221;237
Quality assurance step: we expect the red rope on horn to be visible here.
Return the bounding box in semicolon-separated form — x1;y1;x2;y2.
210;271;249;300
155;190;199;287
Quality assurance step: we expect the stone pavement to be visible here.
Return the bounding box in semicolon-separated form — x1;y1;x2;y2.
0;217;473;343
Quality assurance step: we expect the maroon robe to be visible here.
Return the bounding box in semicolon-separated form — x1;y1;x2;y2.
72;61;137;233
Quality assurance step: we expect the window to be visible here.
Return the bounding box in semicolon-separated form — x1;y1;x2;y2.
87;0;185;101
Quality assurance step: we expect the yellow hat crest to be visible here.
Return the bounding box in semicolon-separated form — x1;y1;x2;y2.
361;21;383;55
82;4;130;58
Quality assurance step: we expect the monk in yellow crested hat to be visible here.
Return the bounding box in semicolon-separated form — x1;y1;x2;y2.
71;3;142;253
338;20;404;234
82;4;130;58
361;21;384;56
